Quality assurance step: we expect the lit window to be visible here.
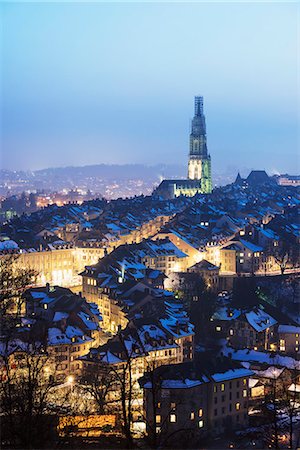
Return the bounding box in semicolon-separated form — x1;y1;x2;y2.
243;389;247;398
221;384;225;391
240;231;245;236
236;403;240;411
170;414;176;423
216;326;221;332
214;386;217;393
157;402;161;409
229;329;234;336
198;408;203;417
43;304;48;310
190;412;195;420
239;252;244;257
248;253;252;257
279;339;285;351
240;259;244;264
156;415;161;424
199;420;204;428
156;427;160;434
243;379;247;386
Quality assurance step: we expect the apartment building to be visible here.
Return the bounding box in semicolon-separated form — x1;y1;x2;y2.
141;357;253;444
228;308;277;351
278;325;300;354
219;240;264;274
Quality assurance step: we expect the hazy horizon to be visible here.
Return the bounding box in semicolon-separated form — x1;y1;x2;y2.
1;161;291;177
1;2;299;174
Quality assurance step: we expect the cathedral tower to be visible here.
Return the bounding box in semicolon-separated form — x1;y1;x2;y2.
154;95;213;199
188;96;212;193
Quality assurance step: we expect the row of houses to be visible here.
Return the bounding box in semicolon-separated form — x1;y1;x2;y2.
211;304;300;355
1;179;299;289
1;286;104;382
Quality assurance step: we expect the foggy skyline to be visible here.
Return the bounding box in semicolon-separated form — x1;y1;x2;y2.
1;2;299;174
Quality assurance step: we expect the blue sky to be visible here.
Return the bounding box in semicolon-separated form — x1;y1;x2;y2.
1;1;299;175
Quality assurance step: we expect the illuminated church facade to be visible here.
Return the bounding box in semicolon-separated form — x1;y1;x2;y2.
154;96;212;199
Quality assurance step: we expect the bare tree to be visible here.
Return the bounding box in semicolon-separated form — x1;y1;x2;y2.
112;331;135;448
272;239;298;275
280;363;300;449
78;363;116;415
0;255;68;448
0;254;36;334
0;340;60;448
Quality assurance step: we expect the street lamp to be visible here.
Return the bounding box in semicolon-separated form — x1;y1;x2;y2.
66;375;75;399
67;375;74;384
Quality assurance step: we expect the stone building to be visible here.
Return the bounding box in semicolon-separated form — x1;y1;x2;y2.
154;96;212;199
140;356;253;444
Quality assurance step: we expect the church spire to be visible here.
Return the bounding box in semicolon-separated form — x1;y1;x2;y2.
187;96;212;193
194;96;203;116
189;96;208;157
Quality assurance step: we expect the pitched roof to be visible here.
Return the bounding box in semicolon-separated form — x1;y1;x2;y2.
189;259;219;271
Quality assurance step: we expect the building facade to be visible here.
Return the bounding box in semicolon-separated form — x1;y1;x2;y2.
141;359;253;443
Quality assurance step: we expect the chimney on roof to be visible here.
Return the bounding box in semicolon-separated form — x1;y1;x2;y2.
46;282;50;293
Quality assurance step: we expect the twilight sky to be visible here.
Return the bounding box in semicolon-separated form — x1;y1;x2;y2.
1;1;299;175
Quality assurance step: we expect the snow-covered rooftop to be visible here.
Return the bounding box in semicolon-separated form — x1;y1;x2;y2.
212;307;241;321
53;311;69;322
245;309;277;332
143;378;205;389
254;366;285;380
0;239;19;251
278;325;300;334
211;368;253;382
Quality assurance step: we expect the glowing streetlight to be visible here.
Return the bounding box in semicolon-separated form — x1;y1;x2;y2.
67;375;74;384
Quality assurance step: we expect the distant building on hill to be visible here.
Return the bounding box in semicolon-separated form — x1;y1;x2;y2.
234;170;274;187
275;174;300;187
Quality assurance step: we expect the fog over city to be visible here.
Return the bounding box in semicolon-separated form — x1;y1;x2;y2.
2;2;299;174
